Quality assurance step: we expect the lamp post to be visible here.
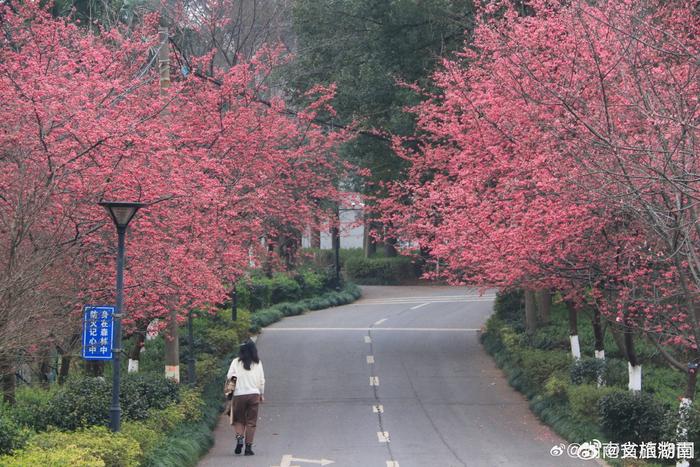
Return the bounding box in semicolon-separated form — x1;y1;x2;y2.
99;201;146;432
231;288;238;321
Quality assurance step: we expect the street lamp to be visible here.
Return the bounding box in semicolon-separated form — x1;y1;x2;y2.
99;201;147;432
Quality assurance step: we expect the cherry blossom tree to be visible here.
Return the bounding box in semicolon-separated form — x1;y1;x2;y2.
0;3;343;399
384;0;699;426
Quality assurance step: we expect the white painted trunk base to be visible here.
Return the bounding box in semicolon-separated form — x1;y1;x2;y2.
594;350;605;387
127;359;139;373
165;365;180;382
676;396;692;467
569;335;581;360
628;363;642;392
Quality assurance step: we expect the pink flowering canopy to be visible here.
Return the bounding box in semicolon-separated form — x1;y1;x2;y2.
0;3;345;346
383;0;699;349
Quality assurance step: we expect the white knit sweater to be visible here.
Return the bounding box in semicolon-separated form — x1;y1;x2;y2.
227;358;265;396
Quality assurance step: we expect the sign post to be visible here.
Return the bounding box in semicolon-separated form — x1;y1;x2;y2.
82;306;115;360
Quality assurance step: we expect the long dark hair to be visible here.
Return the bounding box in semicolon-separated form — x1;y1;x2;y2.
238;340;260;370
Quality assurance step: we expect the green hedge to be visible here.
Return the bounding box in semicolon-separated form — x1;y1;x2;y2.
29;426;141;467
344;256;416;285
482;290;700;465
235;270;334;311
248;282;361;333
0;412;28;455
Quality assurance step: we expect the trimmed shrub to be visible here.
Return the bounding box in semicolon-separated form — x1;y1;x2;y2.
144;404;186;433
29;426;140;467
518;349;572;390
543;374;570;401
11;385;57;431
0;446;105;467
120;373;180;421
270;274;302;303
570;357;607;385
142;420;213;467
493;289;524;325
195;354;220;385
531;326;569;351
344;256;415;285
121;421;164;462
567;384;623;422
176;388;206;423
49;376;111;430
249;308;284;332
599;391;667;443
295;270;325;297
0;412;28;455
203;326;239;355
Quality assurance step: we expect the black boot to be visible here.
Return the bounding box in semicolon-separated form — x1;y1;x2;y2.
234;435;244;454
244;443;254;456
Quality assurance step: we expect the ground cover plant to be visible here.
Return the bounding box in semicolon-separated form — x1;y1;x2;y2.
482;291;699;465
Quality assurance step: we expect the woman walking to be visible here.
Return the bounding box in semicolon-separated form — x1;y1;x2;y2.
227;339;265;456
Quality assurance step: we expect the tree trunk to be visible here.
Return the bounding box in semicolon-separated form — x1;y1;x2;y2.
624;323;641;392
592;306;606;386
39;356;50;386
675;367;697;467
58;354;71;385
128;332;145;373
364;217;378;258
564;300;581;359
536;289;551;325
164;310;180;382
592;306;605;359
263;238;275;278
524;290;538;336
310;228;321;249
383;237;398;258
0;354;16;404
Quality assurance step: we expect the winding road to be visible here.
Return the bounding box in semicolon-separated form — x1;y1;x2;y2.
199;285;594;467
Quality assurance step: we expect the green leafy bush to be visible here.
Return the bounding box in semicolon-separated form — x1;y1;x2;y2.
249;308;284;332
344;256;415;285
543;374;570;400
270;274;302;303
29;426;140;467
176;388;206;423
247;277;272;311
144;404;186;433
295;270;325;297
599;391;667;443
493;289;524;325
120;373;180;421
49;376;111;430
662;403;700;449
570;357;607;385
531;326;569;350
0;412;28;455
121;421;164;462
0;446;105;467
517;349;572;389
11;385;58;431
567;384;623;422
203;326;239;355
195;354;220;384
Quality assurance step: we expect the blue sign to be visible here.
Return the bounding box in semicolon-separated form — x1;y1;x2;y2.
82;306;115;360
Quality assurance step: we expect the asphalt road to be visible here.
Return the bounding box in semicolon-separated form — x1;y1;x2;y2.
199;286;595;467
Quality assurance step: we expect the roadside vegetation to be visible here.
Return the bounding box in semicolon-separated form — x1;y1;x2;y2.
0;269;359;466
483;291;698;465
